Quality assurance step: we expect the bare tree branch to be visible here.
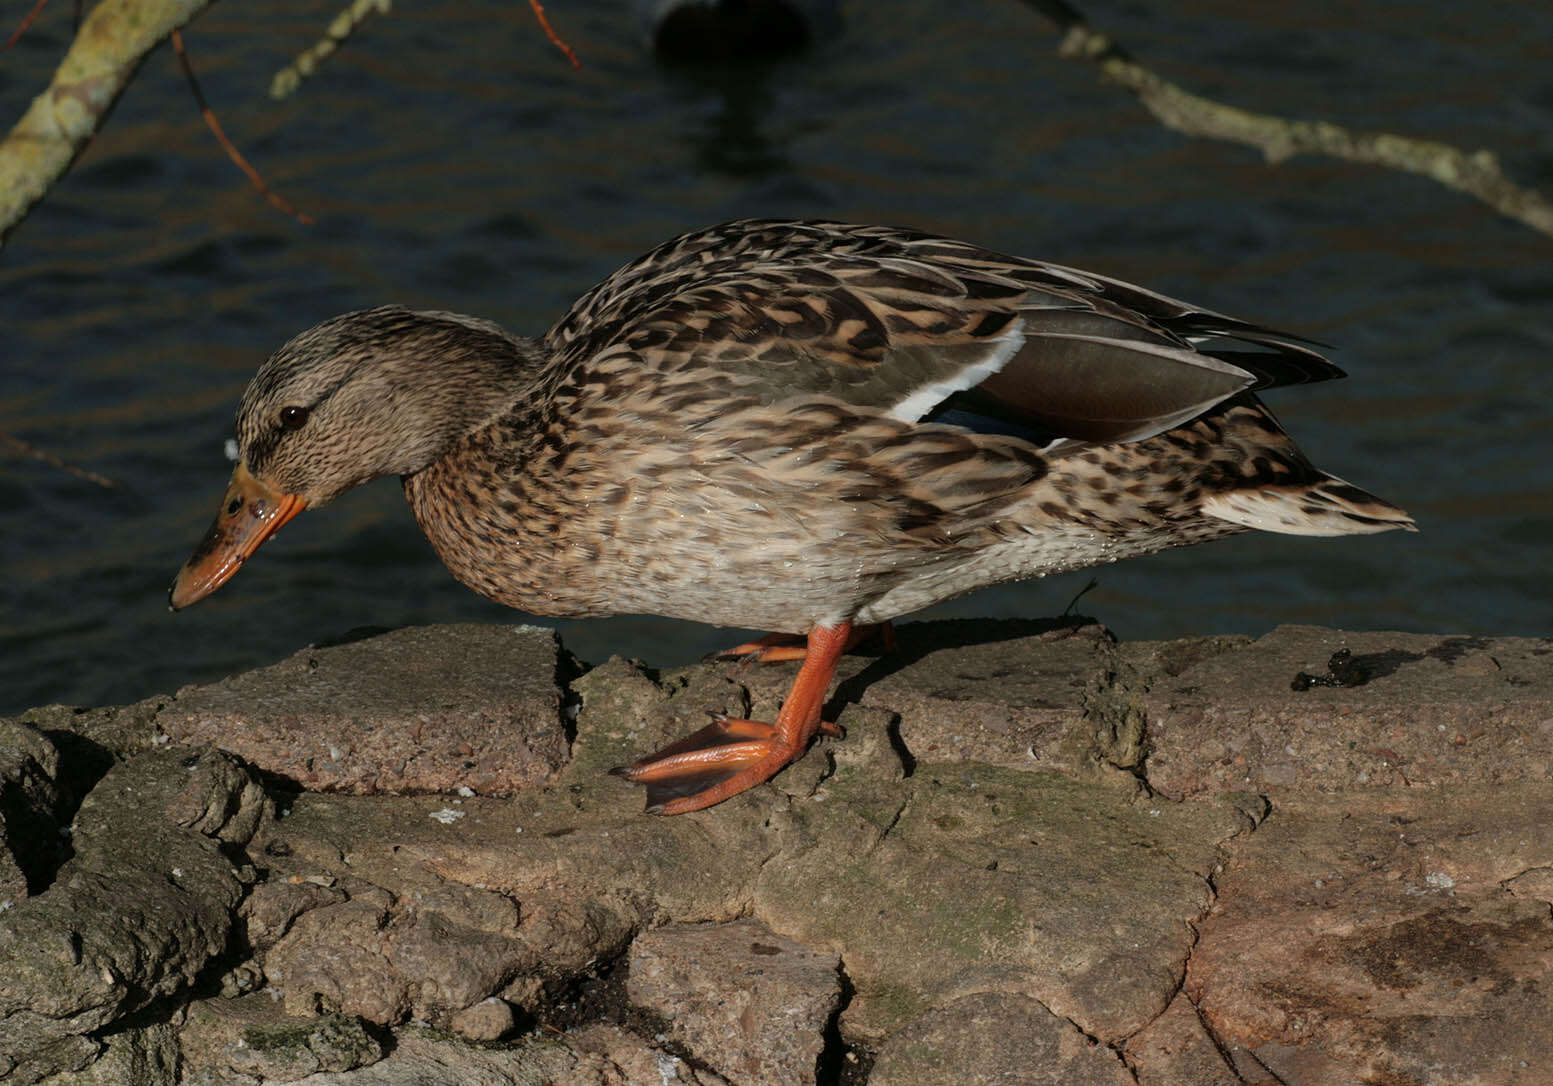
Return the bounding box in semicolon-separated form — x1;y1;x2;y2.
269;0;391;101
0;0;214;244
1;431;118;489
529;0;580;69
171;29;314;223
1025;0;1553;239
270;0;578;102
4;0;51;50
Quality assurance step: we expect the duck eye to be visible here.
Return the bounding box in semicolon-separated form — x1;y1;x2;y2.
279;405;310;431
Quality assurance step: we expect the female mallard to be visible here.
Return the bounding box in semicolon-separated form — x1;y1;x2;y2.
171;219;1413;814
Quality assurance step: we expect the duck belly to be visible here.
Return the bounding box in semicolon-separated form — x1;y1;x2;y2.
849;518;1240;625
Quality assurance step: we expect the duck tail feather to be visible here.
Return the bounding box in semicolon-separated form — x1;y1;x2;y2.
1201;475;1417;537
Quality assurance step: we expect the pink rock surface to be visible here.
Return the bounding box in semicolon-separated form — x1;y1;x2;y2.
1189;788;1553;1083
1142;625;1553;798
155;624;567;795
626;919;841;1084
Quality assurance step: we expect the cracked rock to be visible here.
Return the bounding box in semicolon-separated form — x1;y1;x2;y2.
41;1022;181;1086
258;876;534;1028
869;992;1133;1085
1122;992;1240;1085
1189;787;1553;1083
1142;626;1553;797
626;918;841;1084
566;1023;732;1085
0;747;267;1083
754;762;1243;1044
226;1013;383;1082
265;896;409;1024
0;719;63;906
734;619;1116;773
12;618;1547;1083
241;877;349;952
180;994;384;1082
156;625;567;796
184;1012;571;1086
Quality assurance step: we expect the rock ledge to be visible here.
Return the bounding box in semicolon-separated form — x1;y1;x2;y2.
2;620;1547;1084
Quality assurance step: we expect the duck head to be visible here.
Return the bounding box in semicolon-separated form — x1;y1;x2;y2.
169;306;537;610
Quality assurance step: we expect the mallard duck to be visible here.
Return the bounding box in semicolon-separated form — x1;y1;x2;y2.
641;0;839;58
170;219;1413;814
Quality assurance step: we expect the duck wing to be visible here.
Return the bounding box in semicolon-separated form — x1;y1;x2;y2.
543;219;1341;448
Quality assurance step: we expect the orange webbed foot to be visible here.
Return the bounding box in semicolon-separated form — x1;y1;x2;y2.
715;622;895;663
713;631;811;663
610;714;843;815
614;622;854;814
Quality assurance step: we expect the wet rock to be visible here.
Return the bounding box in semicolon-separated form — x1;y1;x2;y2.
869;992;1133;1085
0;719;62;906
156;625;566;795
626;918;841;1083
1142;626;1553;797
0;747;268;1083
1122;993;1240;1085
1189;786;1553;1083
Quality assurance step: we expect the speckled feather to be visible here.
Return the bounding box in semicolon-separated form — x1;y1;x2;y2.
235;219;1412;633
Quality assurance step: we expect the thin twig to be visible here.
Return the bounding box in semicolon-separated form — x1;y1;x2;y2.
269;0;390;100
1022;0;1553;239
0;0;218;245
4;0;48;50
529;0;580;69
1062;577;1100;618
1;431;118;489
170;29;314;225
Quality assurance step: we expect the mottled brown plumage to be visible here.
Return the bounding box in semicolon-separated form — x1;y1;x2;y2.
171;219;1413;813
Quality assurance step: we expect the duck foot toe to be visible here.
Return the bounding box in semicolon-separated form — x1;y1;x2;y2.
714;622;895;663
611;715;839;815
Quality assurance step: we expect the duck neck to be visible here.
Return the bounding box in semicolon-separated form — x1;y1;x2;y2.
383;310;550;477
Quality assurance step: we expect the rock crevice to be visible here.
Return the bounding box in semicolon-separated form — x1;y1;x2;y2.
2;619;1548;1083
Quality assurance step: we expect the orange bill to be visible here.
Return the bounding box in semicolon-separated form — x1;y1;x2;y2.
169;463;306;611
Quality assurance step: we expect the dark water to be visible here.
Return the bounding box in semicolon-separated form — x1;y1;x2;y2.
2;1;1551;715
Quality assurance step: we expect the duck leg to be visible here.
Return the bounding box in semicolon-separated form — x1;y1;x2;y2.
613;622;853;815
717;622;895;663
